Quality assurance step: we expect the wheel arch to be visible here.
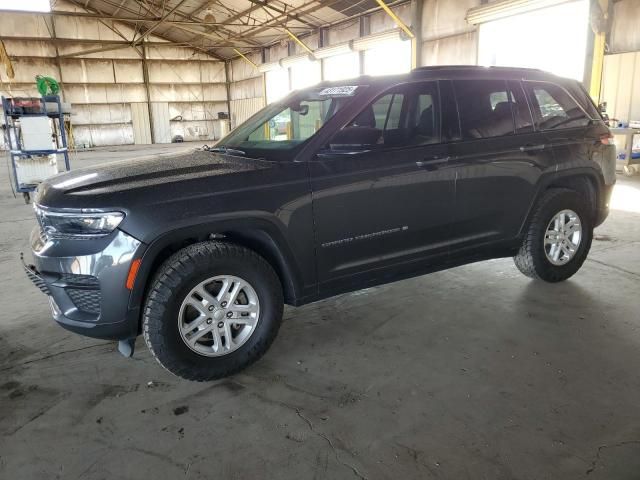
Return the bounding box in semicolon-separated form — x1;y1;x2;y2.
519;167;604;237
128;218;305;325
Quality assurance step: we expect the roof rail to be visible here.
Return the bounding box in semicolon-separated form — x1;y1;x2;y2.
411;65;544;73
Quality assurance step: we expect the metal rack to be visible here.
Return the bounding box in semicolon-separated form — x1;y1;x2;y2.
2;95;71;203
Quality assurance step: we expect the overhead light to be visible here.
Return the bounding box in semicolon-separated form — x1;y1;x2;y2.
204;8;216;23
353;29;405;51
280;53;316;68
314;41;354;59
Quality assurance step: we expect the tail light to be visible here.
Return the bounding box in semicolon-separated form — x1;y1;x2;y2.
600;132;614;145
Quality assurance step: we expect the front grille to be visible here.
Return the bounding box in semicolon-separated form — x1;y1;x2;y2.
66;288;101;314
58;273;99;287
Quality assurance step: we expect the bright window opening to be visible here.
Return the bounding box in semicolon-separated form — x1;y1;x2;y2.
0;0;51;11
290;59;321;90
265;69;290;104
364;40;412;77
323;52;360;81
478;0;589;81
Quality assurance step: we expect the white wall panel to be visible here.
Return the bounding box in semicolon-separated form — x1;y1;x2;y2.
60;59;116;83
230;77;264;100
151;103;172;143
3;39;56;57
0;13;50;37
328;21;360;45
202;84;228;102
73;125;134;147
0;58;59;83
610;0;640;54
131;103;152;145
71;104;131;125
200;62;227;83
422;31;478;65
149;84;204;102
230;54;262;82
148;61;202;83
113;61;144;83
602;52;640;123
230;98;264;129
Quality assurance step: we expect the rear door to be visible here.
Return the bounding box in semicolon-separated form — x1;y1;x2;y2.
447;78;555;252
522;80;593;169
310;81;456;290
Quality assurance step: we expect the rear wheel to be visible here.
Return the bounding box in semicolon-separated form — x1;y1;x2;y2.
514;188;593;282
143;241;283;381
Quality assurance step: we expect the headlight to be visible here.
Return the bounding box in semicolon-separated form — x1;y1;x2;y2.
35;205;124;238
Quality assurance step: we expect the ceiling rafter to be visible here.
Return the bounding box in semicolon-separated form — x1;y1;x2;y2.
136;0;263;48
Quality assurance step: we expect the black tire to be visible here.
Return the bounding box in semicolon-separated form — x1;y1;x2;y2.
514;188;593;282
142;241;283;381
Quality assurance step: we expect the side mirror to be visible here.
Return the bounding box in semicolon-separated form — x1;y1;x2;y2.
291;104;309;115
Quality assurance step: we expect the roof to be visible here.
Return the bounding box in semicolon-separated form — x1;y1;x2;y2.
52;0;405;60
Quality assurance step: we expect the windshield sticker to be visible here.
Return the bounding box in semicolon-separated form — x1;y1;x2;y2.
319;86;358;97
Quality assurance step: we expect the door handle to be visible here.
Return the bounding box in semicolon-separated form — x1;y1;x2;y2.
519;144;545;152
416;157;450;169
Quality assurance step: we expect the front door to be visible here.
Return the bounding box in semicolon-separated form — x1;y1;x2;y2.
310;81;456;292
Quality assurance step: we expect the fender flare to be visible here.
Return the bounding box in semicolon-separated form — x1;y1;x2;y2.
127;216;306;313
518;166;605;237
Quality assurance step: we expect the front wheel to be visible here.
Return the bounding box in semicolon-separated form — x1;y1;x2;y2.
142;241;284;381
514;188;593;282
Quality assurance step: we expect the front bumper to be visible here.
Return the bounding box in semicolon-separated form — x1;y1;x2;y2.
23;226;145;340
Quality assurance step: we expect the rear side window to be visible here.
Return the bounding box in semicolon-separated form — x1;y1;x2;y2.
524;81;590;130
453;80;515;140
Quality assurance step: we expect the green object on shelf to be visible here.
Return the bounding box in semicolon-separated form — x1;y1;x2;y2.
35;75;60;96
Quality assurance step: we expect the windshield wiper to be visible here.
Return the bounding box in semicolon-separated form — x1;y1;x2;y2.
203;145;247;157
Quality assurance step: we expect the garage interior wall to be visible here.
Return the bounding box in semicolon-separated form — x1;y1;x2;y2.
227;0;418;122
600;0;640;124
0;0;228;147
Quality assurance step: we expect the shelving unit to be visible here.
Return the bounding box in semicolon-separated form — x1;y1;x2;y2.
2;95;71;203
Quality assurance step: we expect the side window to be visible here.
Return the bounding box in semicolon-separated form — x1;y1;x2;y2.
405;81;440;145
524;81;590;130
330;88;409;149
453;80;515;139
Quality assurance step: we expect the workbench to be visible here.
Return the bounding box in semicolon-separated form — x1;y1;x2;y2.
610;127;640;176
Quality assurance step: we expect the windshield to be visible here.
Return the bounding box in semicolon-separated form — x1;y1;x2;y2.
218;85;363;160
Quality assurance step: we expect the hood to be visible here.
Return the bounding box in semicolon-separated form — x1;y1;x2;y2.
36;149;275;208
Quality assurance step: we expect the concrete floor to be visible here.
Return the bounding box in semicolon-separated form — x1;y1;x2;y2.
1;145;640;479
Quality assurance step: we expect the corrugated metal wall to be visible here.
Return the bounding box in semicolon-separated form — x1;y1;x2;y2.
0;1;228;147
609;0;640;54
421;0;480;65
228;52;264;129
601;52;640;124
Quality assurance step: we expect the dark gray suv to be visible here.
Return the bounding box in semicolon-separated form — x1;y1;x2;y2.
24;66;616;381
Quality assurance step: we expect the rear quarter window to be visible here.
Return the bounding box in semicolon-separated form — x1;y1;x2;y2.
524;81;590;130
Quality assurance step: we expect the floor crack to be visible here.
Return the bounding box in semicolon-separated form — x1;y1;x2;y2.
586;258;640;278
295;408;368;480
0;343;112;372
586;440;640;475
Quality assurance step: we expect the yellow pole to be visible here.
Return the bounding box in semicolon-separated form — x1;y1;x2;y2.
233;48;258;69
374;0;415;39
589;32;606;102
284;28;315;56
